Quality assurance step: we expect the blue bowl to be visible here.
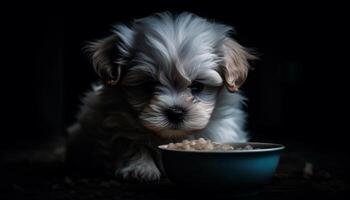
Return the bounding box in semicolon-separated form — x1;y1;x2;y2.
158;142;284;195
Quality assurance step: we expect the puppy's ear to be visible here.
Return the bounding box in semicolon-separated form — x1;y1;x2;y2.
221;38;257;92
85;35;121;85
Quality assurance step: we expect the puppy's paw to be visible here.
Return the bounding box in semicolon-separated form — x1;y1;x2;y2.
115;161;161;182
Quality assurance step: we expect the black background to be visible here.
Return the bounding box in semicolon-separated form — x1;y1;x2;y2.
1;1;348;153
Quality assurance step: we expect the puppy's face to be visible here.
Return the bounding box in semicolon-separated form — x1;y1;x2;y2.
122;65;222;138
86;12;255;138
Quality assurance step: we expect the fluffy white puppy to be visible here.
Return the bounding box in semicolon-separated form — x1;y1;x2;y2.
66;12;255;181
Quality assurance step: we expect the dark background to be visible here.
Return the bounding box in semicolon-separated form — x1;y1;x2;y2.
1;1;348;155
1;1;349;199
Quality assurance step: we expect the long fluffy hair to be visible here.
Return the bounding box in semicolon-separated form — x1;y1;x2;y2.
67;12;256;180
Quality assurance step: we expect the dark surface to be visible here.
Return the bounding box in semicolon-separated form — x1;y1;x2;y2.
1;141;349;200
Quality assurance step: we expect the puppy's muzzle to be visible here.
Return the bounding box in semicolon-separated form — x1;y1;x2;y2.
165;106;186;124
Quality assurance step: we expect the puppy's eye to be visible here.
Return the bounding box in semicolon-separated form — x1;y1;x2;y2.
189;81;204;94
144;81;158;93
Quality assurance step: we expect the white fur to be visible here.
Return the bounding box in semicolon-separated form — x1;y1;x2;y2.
67;12;253;182
195;89;248;142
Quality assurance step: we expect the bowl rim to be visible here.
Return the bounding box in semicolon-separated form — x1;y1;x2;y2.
158;142;285;153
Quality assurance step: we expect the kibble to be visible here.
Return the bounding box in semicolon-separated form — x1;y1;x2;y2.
164;138;254;151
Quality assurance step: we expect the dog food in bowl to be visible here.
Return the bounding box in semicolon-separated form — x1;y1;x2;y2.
165;138;254;151
158;141;285;195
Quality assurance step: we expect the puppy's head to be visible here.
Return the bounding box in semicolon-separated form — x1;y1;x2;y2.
86;12;255;138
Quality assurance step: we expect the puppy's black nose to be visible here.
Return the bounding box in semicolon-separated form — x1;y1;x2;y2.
165;106;185;123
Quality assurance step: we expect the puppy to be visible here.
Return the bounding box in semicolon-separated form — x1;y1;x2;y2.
66;12;255;182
